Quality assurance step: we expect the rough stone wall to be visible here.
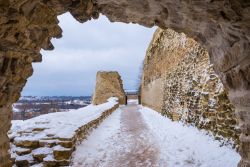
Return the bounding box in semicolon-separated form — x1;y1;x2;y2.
141;78;164;112
0;57;33;166
0;0;249;166
141;28;197;112
92;71;126;105
141;28;240;148
9;103;119;166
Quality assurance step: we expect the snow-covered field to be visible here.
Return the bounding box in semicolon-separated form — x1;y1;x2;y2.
71;102;240;167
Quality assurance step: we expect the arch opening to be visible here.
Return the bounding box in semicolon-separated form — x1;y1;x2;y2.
0;0;249;166
13;12;155;119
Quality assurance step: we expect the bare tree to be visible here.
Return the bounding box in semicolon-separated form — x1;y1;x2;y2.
41;103;49;115
136;61;144;94
20;103;27;120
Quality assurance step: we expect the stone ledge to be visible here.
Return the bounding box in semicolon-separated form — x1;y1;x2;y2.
10;103;119;167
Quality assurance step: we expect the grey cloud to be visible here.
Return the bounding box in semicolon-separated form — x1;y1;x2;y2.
22;13;156;96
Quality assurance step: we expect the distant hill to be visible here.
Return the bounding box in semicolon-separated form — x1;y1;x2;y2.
13;96;92;120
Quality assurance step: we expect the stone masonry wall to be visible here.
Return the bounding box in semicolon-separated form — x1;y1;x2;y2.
141;78;164;112
141;28;198;112
9;103;119;167
141;28;240;148
92;71;126;105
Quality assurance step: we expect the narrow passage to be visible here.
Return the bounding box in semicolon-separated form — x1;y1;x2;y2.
71;101;159;167
71;101;240;167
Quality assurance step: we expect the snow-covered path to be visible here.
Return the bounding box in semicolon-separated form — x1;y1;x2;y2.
71;101;240;167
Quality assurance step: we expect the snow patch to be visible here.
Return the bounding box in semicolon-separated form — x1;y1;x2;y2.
9;97;118;140
140;106;240;167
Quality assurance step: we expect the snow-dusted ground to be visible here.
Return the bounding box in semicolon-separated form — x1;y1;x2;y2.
71;108;123;167
127;99;139;104
9;97;118;141
141;107;240;167
71;101;240;167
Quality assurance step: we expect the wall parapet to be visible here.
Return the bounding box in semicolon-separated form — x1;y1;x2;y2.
8;101;119;167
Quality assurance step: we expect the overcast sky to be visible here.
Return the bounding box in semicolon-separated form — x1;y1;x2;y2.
22;13;156;96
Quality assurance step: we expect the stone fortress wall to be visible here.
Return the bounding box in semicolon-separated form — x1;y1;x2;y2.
92;71;126;105
141;28;240;148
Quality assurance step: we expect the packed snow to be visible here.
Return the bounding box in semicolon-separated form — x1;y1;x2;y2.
9;97;118;140
71;101;240;167
71;108;122;166
141;106;240;167
127;99;139;104
9;98;240;167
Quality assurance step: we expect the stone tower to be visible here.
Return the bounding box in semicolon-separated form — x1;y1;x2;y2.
92;71;126;105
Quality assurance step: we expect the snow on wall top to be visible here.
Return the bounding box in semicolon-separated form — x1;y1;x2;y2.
9;97;118;141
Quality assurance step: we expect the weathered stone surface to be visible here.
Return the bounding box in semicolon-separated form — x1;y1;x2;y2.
92;71;126;105
14;139;39;148
53;146;72;161
32;147;52;162
141;28;240;148
15;158;29;167
0;0;249;166
43;155;57;167
39;140;58;148
43;154;69;167
15;154;34;167
15;147;31;156
141;28;192;112
58;140;73;148
9;103;119;166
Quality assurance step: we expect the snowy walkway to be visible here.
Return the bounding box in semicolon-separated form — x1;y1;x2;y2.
71;101;240;167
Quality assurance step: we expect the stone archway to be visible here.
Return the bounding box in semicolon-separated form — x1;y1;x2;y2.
0;0;249;166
